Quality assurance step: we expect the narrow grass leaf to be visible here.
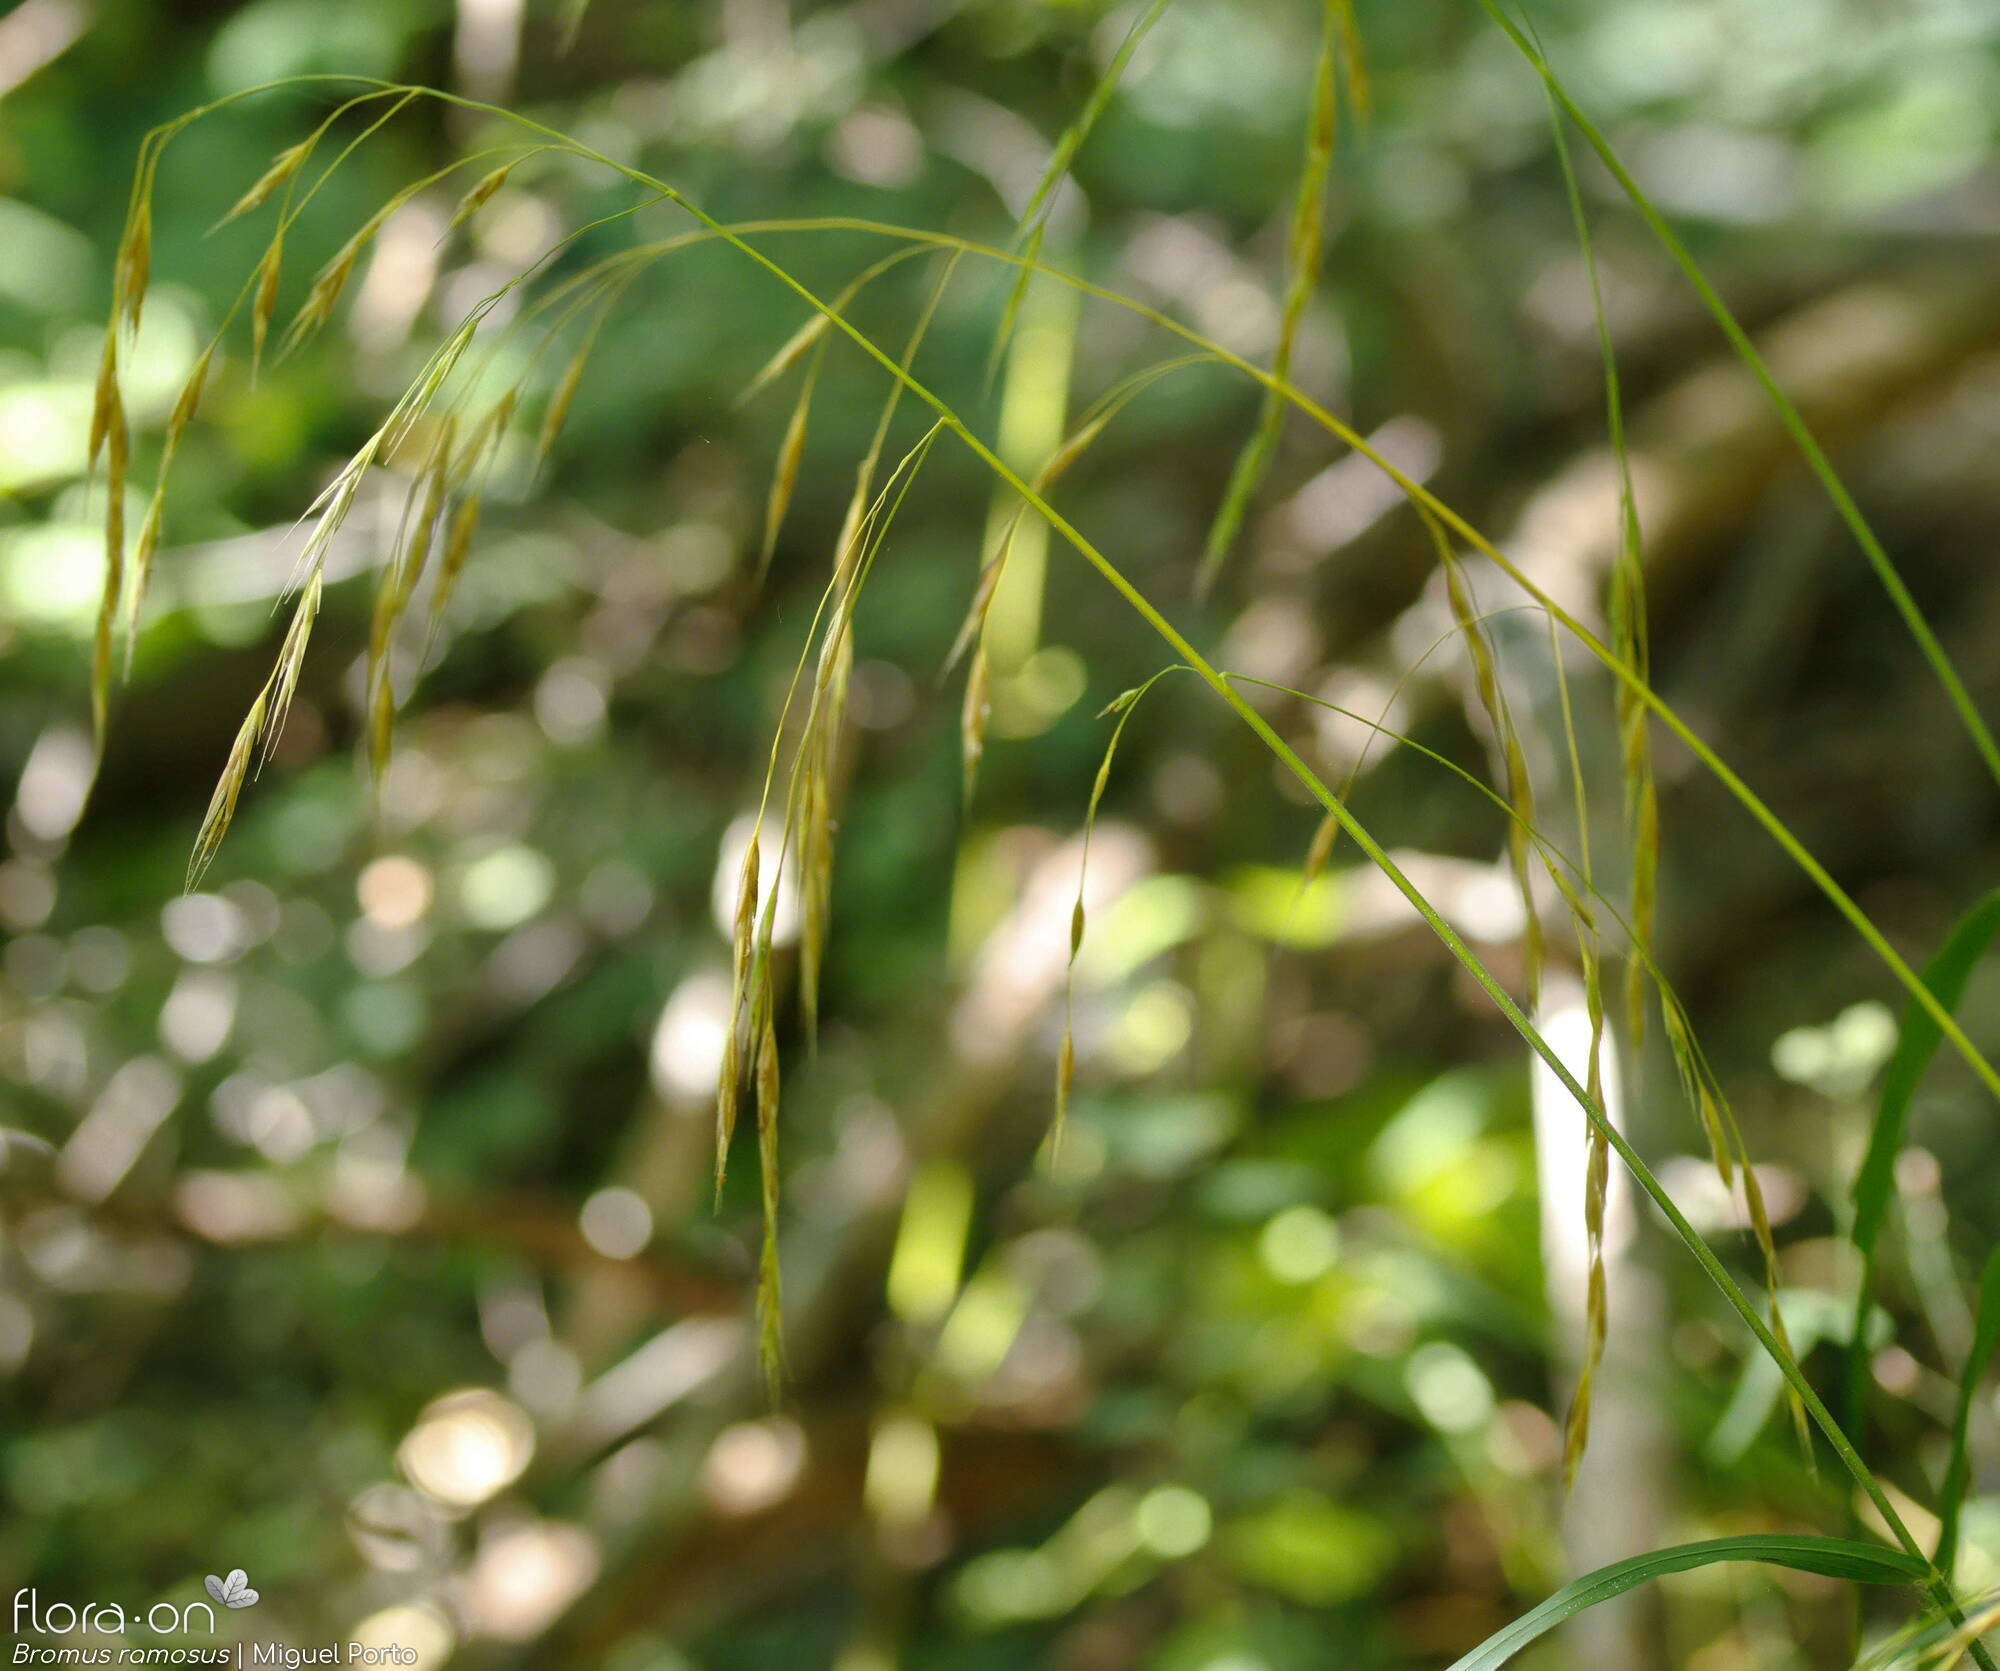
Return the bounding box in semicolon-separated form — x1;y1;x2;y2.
1939;1248;2000;1576
1445;1535;1926;1671
987;0;1172;376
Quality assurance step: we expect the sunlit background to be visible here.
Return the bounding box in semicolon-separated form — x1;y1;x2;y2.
6;0;2000;1667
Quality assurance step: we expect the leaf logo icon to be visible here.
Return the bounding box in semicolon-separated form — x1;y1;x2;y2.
203;1570;260;1609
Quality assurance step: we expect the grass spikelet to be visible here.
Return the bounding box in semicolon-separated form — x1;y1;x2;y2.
798;627;849;1050
379;419;455;664
122;343;213;663
1562;931;1611;1489
166;342;215;447
265;568;322;766
1196;0;1341;595
716;837;761;1193
960;644;990;810
215;139;312;229
366;662;396;784
1431;517;1543;1004
1561;1129;1608;1488
533;293;623;470
89;332;119;471
188;688;268;891
91;386;130;754
251;230;284;372
122;500;162;664
448;162;518;234
942;511;1021;679
714;1026;741;1199
737;313;830;410
760;380;812;584
535;347;588;467
281;241;360;357
424;493;481;644
754;1011;784;1396
1052;672;1167;1154
115;198;151;333
1662;999;1732;1185
1332;0;1369;123
799;758;833;1047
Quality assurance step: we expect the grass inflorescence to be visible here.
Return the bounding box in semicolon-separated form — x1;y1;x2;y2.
94;11;2000;1660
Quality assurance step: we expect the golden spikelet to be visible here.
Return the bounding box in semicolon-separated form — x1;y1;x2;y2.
736;312;830;409
123;497;163;669
960;644;990;810
799;760;832;1047
281;242;360;357
535;340;590;468
123;344;216;661
188;688;269;890
1053;1025;1075;1153
759;382;811;584
942;512;1021;680
754;1012;784;1395
1555;913;1612;1489
88;332;119;471
115;198;151;333
423;493;481;644
1663;998;1732;1185
379;420;455;676
1051;674;1158;1155
251;232;284;371
448;162;516;233
1302;804;1342;888
715;1026;742;1200
265;568;322;765
716;837;762;1190
91;386;130;753
1033;410;1115;496
798;629;850;1050
1435;534;1542;1004
166;343;215;450
215;139;312;229
1332;0;1370;124
1624;759;1659;1047
1562;1133;1610;1487
366;662;396;785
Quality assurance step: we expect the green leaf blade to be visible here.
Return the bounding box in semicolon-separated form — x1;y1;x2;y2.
1447;1536;1928;1671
